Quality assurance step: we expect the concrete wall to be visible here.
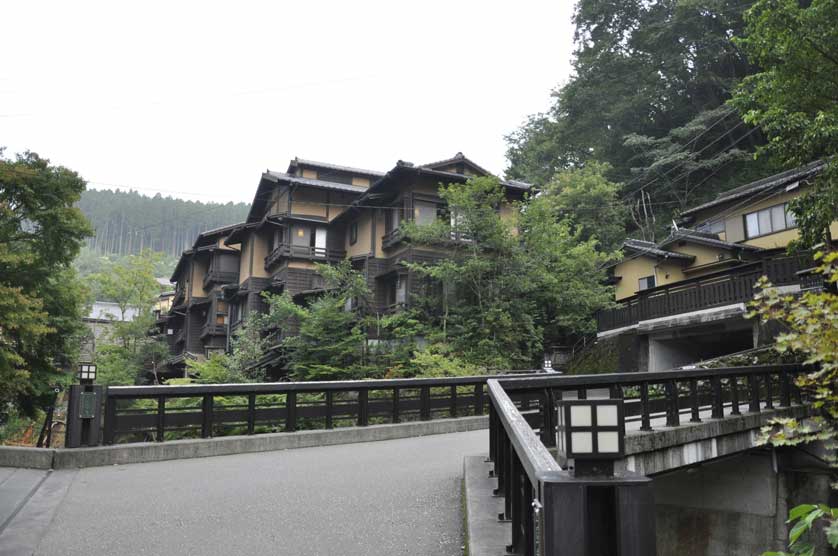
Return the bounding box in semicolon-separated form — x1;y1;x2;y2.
653;449;834;556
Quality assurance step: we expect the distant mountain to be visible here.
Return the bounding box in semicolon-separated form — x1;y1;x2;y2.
77;189;250;258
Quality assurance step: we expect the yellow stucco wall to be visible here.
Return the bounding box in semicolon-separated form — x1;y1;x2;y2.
614;256;659;301
301;169;318;179
250;234;270;278
190;258;208;298
351;176;370;187
238;239;251;282
291;188;328;219
347;215;372;256
288;260;317;270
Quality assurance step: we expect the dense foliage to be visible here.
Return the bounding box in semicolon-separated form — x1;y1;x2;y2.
731;0;838;249
0;150;92;417
505;0;774;235
750;252;838;555
77;189;249;259
86;251;169;385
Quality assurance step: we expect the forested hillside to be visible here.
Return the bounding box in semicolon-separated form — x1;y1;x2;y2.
77;189;249;258
505;0;779;240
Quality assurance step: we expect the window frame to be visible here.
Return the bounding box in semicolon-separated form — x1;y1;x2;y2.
349;221;358;245
743;202;797;239
638;275;656;292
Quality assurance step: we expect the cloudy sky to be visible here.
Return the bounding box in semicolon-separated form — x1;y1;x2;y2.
1;1;575;203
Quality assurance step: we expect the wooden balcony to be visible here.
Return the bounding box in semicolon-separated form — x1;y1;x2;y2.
202;270;239;289
596;252;818;333
381;228;406;250
200;323;227;339
264;244;346;268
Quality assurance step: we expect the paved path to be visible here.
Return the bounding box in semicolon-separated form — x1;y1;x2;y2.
0;430;486;556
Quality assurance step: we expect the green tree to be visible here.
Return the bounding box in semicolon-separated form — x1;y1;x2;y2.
406;176;612;370
0;150;92;416
86;250;168;385
731;0;838;249
540;162;627;252
505;0;765;226
750;252;838;554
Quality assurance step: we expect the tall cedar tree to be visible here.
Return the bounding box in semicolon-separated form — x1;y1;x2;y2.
0;150;92;416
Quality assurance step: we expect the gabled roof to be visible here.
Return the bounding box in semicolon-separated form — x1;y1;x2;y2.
680;160;824;217
621;239;695;262
191;222;243;249
658;229;763;252
420;152;492;176
287;157;384;178
246;171;368;223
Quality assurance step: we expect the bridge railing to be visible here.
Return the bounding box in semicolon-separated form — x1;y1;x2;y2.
487;364;808;555
86;372;541;446
492;364;807;449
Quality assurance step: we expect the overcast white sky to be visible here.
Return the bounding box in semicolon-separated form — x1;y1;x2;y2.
1;1;575;203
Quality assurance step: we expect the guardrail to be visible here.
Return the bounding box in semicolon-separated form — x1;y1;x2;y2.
65;373;542;447
597;252;817;332
487;364;808;555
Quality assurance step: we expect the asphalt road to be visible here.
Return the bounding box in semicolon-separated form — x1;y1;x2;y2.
1;430;486;556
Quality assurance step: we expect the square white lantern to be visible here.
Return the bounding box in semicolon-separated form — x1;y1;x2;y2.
556;398;625;460
78;363;97;381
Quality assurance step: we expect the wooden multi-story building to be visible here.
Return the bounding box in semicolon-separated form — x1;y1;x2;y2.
163;153;531;375
597;161;833;372
162;224;241;375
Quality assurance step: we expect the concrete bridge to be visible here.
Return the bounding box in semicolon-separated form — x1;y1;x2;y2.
0;364;828;556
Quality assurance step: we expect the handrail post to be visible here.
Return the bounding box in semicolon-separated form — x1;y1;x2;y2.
392;388;400;423
420;386;431;420
764;373;774;409
640;382;652;431
358;389;369;426
748;375;761;413
711;376;724;418
474;383;485;416
449;385;458;418
665;380;680;427
779;371;791;407
156;395;166;442
325;391;334;429
730;376;741;415
689;379;701;423
285;392;297;432
247;393;256;435
201;394;213;438
103;391;117;445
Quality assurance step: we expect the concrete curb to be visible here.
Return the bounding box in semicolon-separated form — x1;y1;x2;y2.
2;415;488;470
463;455;507;556
0;446;54;470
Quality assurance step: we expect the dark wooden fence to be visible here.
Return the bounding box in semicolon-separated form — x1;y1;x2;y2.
85;373;540;446
487;364;807;556
597;253;817;332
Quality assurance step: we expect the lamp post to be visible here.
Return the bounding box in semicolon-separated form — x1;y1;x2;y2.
65;362;102;448
551;397;656;555
556;398;625;476
78;363;97;385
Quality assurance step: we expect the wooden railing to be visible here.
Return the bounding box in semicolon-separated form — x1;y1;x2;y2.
265;244;347;268
487;364;808;555
202;270;238;289
597;253;817;332
74;373;540;446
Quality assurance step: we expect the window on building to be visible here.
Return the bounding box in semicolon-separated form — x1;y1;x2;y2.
387;276;407;306
744;203;796;238
290;224;327;255
215;300;228;326
638;275;656;292
414;201;437;226
349;222;358;245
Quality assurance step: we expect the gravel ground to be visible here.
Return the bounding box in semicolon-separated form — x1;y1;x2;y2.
31;430;486;556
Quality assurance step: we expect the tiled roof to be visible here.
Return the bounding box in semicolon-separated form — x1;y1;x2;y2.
419;152;492;176
288;158;385;177
659;229;763;252
264;171;369;194
622;239;695;261
680;160;824;217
